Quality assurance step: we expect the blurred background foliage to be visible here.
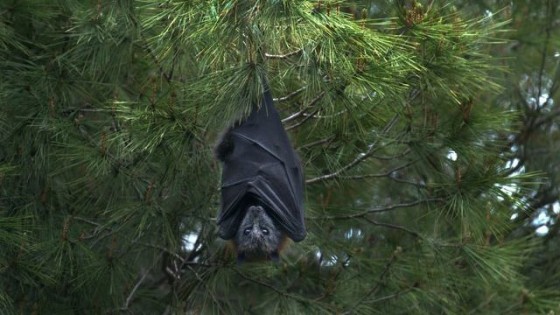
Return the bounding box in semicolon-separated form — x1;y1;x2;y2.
0;0;559;314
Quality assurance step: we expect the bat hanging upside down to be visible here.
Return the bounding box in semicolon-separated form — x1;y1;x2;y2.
214;80;306;263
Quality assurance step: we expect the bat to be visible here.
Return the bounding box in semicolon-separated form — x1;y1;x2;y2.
215;82;306;262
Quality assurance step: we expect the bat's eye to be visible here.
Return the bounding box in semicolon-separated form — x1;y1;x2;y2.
261;228;269;235
243;228;251;235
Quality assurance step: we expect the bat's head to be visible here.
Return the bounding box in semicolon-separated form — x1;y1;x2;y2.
234;204;284;263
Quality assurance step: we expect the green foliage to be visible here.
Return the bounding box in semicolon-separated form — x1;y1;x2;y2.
0;0;557;314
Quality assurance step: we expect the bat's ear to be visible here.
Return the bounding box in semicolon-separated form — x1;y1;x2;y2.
236;252;246;265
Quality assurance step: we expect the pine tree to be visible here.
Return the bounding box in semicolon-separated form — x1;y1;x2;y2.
462;0;560;308
1;0;557;314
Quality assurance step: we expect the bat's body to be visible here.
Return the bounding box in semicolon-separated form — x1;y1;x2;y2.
215;83;306;262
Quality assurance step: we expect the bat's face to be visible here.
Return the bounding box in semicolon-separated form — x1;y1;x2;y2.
235;204;283;261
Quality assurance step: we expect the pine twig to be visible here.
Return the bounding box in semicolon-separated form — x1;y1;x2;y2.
274;86;306;102
309;198;443;220
339;160;417;180
232;268;332;310
282;91;326;124
306;115;399;184
265;49;302;59
344;248;400;314
120;271;150;311
363;217;421;238
297;135;336;150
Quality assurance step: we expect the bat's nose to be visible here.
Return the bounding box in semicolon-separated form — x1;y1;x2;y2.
248;205;264;214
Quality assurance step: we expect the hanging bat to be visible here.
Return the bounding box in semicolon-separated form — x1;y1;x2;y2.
215;82;306;262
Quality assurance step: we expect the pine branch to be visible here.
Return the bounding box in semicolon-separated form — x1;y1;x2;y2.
309;198;444;220
306;115;400;184
120;270;150;311
296;135;336;150
285;106;322;131
273;86;306;102
338;160;417;180
265;49;302;59
282;91;326;124
232;268;333;311
369;288;413;304
363;217;421;238
535;0;554;108
344;247;401;313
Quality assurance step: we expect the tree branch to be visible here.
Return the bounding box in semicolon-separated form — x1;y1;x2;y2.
297;135;336;150
363;217;421;238
282;91;326;124
265;49;302;59
345;248;400;314
309;198;443;220
120;271;150;312
274;86;306;102
338;160;416;180
306;115;400;184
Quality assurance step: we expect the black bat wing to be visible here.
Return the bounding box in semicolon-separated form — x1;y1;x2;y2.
216;87;306;242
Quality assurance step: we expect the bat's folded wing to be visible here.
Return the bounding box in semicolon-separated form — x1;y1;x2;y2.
216;87;306;242
217;160;306;242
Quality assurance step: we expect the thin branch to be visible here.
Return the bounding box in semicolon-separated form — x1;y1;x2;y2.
120;271;150;311
135;241;214;269
286;107;322;131
369;287;413;304
363;217;421;238
265;49;302;59
532;105;560;130
535;0;553;108
136;242;185;262
388;176;426;188
73;216;101;227
309;198;443;220
339;160;417;180
368;149;411;161
345;250;399;314
138;36;172;83
297;135;336;150
282;91;326;123
306;115;400;184
184;265;227;314
301;109;347;119
232;268;329;309
274;86;306;102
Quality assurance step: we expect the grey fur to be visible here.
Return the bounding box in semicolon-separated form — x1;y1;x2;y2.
235;205;283;257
